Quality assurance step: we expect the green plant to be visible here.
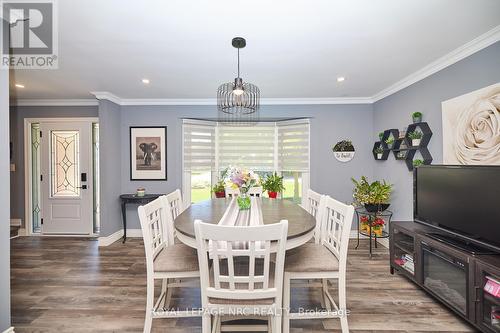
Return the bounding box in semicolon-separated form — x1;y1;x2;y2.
351;176;393;206
408;130;423;139
378;132;384;140
374;147;384;154
211;168;228;193
385;137;395;145
413;159;424;167
262;172;285;193
412;112;422;118
332;140;355;152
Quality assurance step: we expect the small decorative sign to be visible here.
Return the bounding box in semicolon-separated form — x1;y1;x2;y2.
332;140;355;162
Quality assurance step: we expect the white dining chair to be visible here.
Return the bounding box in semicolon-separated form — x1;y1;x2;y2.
138;196;200;333
304;189;324;243
194;220;288;333
247;186;263;197
283;196;354;333
165;189;185;220
225;187;240;197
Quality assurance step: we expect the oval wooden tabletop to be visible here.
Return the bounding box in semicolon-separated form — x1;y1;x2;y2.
175;198;316;239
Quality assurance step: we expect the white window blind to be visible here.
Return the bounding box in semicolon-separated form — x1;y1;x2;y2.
183;121;216;171
278;120;310;172
217;123;276;171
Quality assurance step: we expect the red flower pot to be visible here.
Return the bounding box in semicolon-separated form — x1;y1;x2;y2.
214;191;226;198
268;191;278;199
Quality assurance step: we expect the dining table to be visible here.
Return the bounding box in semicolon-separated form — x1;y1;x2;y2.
174;197;316;250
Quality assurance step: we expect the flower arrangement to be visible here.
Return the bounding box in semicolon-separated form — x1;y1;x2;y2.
225;166;260;209
360;215;385;236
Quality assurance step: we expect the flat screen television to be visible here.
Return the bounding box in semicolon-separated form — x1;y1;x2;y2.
414;165;500;253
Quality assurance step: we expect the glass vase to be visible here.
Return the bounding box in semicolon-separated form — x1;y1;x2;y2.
237;193;251;210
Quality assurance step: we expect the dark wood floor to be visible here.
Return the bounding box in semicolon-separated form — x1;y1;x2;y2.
11;237;476;333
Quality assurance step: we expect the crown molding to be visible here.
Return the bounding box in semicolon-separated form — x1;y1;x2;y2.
12;26;500;107
372;25;500;102
12;98;98;106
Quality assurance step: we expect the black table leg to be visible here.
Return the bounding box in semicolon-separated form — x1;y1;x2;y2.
369;232;372;259
121;201;127;243
355;226;361;250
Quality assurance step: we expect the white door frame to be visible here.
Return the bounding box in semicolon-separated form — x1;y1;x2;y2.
23;117;99;236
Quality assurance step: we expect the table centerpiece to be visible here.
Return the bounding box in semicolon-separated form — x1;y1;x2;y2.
226;166;260;210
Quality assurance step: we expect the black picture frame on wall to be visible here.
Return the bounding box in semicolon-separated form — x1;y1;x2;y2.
129;126;167;181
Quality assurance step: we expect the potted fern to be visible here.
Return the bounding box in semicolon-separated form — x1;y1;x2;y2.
263;172;285;199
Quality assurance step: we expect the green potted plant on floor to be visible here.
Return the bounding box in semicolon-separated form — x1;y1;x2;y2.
351;176;393;212
263;172;285;199
412;112;422;123
408;130;423;146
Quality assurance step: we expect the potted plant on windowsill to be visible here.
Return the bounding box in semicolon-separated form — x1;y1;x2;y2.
351;176;393;212
212;168;228;198
263;172;285;199
408;130;423;147
374;147;384;159
412;112;422;123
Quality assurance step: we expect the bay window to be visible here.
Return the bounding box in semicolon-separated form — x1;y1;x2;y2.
182;119;310;204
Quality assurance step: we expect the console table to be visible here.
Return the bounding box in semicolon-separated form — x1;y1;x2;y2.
119;194;163;243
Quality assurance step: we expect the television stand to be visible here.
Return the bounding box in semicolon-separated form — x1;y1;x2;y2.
426;233;497;255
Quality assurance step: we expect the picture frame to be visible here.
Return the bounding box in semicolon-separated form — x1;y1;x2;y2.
130;126;167;180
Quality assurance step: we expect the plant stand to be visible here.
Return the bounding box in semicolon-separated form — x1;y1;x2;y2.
355;207;392;258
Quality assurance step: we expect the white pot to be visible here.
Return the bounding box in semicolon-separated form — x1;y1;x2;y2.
334;151;355;162
377;153;383;159
412;138;421;146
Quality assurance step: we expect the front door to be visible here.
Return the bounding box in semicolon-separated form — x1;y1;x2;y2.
40;121;93;234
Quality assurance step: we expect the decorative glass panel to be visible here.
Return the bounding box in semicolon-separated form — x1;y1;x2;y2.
31;123;41;233
92;123;100;234
50;130;80;197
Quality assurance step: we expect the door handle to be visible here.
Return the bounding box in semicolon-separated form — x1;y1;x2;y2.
77;185;88;190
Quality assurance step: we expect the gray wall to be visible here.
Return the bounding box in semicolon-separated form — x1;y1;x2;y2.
1;69;11;330
9;106;98;226
373;41;500;220
98;100;123;236
120;104;374;229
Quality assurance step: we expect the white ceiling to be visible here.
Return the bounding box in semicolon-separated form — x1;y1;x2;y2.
9;0;500;101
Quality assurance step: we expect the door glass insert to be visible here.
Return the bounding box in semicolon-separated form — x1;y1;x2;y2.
50;130;80;197
31;123;42;233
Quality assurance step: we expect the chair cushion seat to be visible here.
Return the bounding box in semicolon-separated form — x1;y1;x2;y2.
285;243;339;272
153;243;199;273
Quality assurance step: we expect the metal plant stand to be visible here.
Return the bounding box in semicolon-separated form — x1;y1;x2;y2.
355;207;392;258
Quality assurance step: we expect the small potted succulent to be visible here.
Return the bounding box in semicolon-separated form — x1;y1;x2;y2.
374;147;384;159
385;137;395;149
212;168;228;198
263;172;285;199
412;112;423;123
413;159;424;168
408;130;423;146
352;176;393;212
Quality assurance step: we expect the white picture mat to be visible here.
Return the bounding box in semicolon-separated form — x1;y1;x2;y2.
130;127;166;180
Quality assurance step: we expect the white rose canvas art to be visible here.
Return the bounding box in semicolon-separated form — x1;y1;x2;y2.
442;83;500;165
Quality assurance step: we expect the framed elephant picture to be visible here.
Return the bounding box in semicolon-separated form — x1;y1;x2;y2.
130;126;167;180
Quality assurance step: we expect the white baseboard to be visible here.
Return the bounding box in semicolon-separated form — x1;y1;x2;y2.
17;228;26;236
10;219;22;227
98;229;142;246
350;230;389;248
3;327;15;333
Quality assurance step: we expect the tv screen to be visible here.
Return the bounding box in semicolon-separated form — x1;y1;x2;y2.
415;165;500;251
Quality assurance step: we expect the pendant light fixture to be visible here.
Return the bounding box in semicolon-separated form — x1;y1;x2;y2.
217;37;260;116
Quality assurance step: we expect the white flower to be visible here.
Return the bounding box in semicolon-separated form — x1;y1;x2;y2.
454;89;500;165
